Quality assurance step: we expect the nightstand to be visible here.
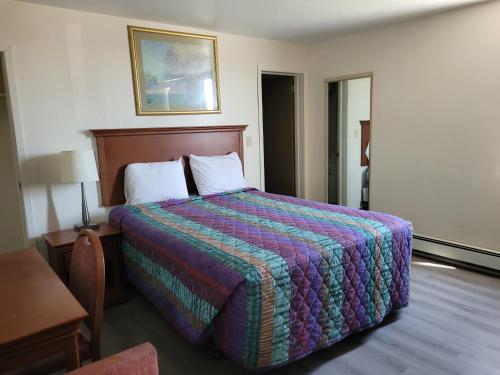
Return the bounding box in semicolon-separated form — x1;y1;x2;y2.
43;223;127;308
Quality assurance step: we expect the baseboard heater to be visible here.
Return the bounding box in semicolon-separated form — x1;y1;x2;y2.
413;234;500;274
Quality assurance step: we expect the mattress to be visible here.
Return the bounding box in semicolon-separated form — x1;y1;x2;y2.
109;188;412;370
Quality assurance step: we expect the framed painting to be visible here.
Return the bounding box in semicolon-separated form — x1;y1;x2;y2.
128;26;221;115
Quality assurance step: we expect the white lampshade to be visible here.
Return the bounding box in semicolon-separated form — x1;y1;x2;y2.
60;150;99;183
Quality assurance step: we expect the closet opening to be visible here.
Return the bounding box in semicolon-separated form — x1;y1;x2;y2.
0;52;28;252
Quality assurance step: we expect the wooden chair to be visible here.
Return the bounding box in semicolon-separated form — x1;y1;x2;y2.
8;229;105;375
69;229;106;363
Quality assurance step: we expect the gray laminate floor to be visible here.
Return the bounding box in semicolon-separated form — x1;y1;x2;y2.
101;256;500;374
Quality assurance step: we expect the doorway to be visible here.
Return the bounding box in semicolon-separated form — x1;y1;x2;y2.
327;75;372;209
0;52;27;252
328;82;340;204
261;73;296;196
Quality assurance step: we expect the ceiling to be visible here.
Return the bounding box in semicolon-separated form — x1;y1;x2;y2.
18;0;485;42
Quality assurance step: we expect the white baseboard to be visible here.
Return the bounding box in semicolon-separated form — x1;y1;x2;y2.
413;235;500;271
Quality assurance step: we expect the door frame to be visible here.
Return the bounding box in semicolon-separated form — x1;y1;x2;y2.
258;69;305;198
324;72;373;208
0;46;32;246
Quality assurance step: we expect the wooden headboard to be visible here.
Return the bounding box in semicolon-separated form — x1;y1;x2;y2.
90;125;247;206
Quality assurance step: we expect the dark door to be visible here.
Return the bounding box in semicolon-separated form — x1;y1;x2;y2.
262;74;295;196
328;81;339;204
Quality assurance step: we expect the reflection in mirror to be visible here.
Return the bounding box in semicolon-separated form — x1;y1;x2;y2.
327;76;371;210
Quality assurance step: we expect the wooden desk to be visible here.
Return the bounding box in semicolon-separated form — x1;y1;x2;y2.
0;249;88;373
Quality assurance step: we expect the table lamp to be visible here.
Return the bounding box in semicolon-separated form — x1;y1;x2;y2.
60;150;100;231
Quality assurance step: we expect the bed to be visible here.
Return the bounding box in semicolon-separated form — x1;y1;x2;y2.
91;125;412;370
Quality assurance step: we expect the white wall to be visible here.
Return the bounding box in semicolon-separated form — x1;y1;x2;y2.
0;0;308;240
1;0;500;257
307;1;500;252
345;77;370;208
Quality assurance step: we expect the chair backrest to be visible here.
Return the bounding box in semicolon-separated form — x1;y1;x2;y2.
69;229;105;361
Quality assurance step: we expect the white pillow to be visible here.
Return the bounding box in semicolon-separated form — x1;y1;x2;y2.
124;158;189;205
190;152;247;196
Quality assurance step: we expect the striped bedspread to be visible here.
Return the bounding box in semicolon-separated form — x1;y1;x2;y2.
109;188;412;370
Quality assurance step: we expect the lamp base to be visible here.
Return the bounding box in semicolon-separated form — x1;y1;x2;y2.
74;223;100;232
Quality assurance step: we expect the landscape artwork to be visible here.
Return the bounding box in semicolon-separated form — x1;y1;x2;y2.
128;26;221;115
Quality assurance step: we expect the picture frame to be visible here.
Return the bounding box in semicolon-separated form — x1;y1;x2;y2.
127;25;221;115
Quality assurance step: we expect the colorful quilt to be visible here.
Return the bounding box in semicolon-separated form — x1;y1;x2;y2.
109;188;412;370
